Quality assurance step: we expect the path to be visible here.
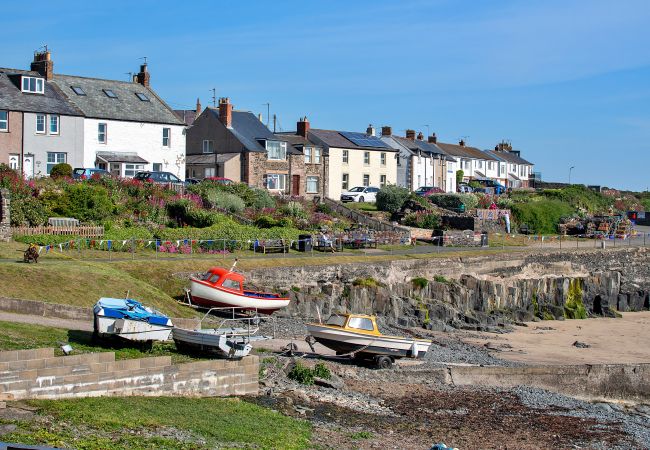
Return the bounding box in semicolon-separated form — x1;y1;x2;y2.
0;311;92;331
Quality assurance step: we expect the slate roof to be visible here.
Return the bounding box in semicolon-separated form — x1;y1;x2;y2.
173;109;197;126
0;68;82;116
187;153;239;164
49;74;184;125
309;128;397;152
274;132;325;155
484;149;533;166
437;142;498;161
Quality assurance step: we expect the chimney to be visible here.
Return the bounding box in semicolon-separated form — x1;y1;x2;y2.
406;129;416;140
417;132;424;141
494;145;499;151
218;97;233;128
136;63;150;87
258;113;263;122
196;98;202;116
459;139;465;146
381;126;392;137
30;50;54;81
297;116;310;137
428;133;437;144
366;124;376;136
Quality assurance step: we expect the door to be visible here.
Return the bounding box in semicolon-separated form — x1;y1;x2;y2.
110;163;121;177
292;175;300;195
22;155;34;179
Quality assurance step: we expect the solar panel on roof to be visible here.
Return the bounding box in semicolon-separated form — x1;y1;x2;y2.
339;131;390;149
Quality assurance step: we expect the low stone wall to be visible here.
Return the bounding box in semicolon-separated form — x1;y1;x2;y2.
447;364;650;402
0;348;258;401
0;189;11;242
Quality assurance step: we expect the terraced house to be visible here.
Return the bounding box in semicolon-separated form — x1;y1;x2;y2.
1;50;186;179
484;141;534;188
436;139;498;184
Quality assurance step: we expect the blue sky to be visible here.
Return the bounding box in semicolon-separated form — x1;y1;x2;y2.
3;0;649;190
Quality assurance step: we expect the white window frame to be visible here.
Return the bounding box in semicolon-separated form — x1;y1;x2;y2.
304;146;312;163
363;174;370;187
306;176;319;193
380;175;387;187
363;151;370;165
342;150;349;164
342;173;349;191
162;128;171;147
21;76;44;94
204;167;215;178
36;114;46;134
314;147;321;164
0;111;7;131
380;152;386;166
98;123;107;144
46;152;66;174
49;115;59;135
266;141;287;160
265;173;286;190
153;163;163;172
124;163;145;177
202;140;214;154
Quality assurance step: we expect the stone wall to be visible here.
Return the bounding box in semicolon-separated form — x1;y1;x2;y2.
0;348;258;401
0;189;10;241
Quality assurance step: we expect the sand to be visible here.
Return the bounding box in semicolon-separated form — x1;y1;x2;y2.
464;311;650;365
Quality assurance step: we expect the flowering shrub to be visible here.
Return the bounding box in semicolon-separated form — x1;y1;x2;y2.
402;211;440;229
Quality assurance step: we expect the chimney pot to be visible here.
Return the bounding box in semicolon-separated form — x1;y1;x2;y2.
406;129;416;140
218;97;233;128
428;133;437;144
30;50;54;81
136;63;150;87
297;116;310;137
196;98;202;116
459;139;465;146
417;132;424;140
381;126;392;137
366;124;376;136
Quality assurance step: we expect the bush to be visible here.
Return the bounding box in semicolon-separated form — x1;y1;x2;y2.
411;277;429;290
456;170;464;186
511;199;575;234
42;183;114;223
10;195;48;226
457;193;478;210
313;362;331;379
402;211;440;229
282;201;306;218
287;362;315;385
542;185;613;214
376;185;410;213
49;163;72;179
206;191;245;214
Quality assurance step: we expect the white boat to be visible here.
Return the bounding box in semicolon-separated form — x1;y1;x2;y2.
93;298;173;346
172;307;271;359
188;266;290;314
307;313;432;368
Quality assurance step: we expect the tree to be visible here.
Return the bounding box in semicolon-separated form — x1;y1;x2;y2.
376;185;410;213
50;163;72;179
456;170;464;187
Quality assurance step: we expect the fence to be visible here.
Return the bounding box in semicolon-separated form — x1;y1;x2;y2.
323;198;411;233
11;226;105;237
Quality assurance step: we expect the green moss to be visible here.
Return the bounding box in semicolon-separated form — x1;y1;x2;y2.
433;275;449;284
352;277;384;288
542;310;555;321
411;277;429;290
291;286;301;293
413;295;430;325
532;292;540;317
564;279;587;319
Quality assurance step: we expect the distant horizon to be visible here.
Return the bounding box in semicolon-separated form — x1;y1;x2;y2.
2;0;649;191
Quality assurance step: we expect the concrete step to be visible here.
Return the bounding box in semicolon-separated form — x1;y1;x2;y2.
0;348;54;363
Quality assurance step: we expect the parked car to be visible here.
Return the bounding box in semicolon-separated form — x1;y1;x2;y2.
184;177;201;186
475;179;507;195
203;177;234;185
457;184;474;193
414;186;445;196
340;186;380;203
134;171;182;184
72;168;111;180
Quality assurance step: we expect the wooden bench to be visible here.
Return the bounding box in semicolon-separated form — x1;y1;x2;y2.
253;239;289;254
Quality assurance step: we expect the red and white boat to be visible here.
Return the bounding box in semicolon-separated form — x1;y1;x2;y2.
189;266;290;314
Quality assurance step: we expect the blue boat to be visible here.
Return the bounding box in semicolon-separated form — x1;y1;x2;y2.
93;298;173;346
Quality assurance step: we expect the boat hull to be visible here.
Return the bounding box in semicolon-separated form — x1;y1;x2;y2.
190;279;290;314
172;328;270;359
307;324;431;359
94;315;172;342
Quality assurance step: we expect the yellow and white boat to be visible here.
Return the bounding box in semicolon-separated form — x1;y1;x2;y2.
307;313;432;368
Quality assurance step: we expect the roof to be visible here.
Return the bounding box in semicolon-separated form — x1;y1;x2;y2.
309;128;397;152
96;152;148;164
49;74;184;125
207;109;294;153
174;109;197;126
186;153;239;165
437;142;498;161
0;68;82;116
274;132;325;155
484;149;533;165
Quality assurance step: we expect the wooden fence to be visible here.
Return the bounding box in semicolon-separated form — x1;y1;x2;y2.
11;226;105;237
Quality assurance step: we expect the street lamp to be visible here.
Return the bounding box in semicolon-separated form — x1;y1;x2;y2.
569;166;575;184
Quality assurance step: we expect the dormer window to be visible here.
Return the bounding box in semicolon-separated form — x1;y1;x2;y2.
103;89;118;99
135;92;150;102
21;76;44;94
71;86;86;96
266;140;287;160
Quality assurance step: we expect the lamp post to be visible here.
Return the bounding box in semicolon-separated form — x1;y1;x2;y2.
569;166;575;184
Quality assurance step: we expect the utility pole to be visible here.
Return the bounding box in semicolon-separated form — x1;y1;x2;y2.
263;103;270;127
273;114;277;133
211;88;216;107
569;166;575;184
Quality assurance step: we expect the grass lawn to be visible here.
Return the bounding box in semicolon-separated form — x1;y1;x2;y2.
0;320;199;364
346;202;379;212
3;396;311;449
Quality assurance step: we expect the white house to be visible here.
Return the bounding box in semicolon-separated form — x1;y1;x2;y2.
484;142;534;188
437;140;498;185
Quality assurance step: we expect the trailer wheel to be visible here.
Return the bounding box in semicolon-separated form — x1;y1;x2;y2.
375;356;393;369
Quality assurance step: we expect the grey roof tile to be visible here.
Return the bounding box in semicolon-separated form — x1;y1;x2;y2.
484;149;533;165
437;142;498;161
310;128;397;151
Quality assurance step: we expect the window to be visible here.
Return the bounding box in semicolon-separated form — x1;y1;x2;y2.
326;315;346;327
342;150;349;164
98;123;107;143
204;167;215;178
306;176;319;193
97;162;107;170
153;163;162;172
265;173;286;190
488;161;493;170
314;147;321;164
304;146;312;163
478;160;483;169
363;174;370;187
266;141;287;160
0;111;7;131
464;160;470;169
162;128;170;147
124;164;145;177
202;140;214;153
222;279;241;291
71;86;86;96
46;152;66;174
36;114;46;134
342;173;349;191
347;317;374;331
135;92;150;102
49;115;59;134
9;154;19;170
380;175;387;187
21;76;44;94
363;151;370;165
103;89;118;99
396;154;401;166
380;152;386;166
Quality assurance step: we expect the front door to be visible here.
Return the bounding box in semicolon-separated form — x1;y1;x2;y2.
292;175;300;196
110;163;121;177
22;155;34;179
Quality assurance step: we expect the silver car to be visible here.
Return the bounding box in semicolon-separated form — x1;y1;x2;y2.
340;186;380;203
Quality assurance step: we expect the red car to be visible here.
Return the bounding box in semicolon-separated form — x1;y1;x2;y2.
203;177;234;185
414;186;445;196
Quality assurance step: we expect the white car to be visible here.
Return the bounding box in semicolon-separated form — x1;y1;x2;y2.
340;186;380;203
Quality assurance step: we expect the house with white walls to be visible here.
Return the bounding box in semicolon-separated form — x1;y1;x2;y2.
437;140;498;185
484;141;534;188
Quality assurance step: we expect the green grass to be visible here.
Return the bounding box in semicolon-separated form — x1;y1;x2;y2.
4;396;311;449
345;202;379;212
0;321;198;364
